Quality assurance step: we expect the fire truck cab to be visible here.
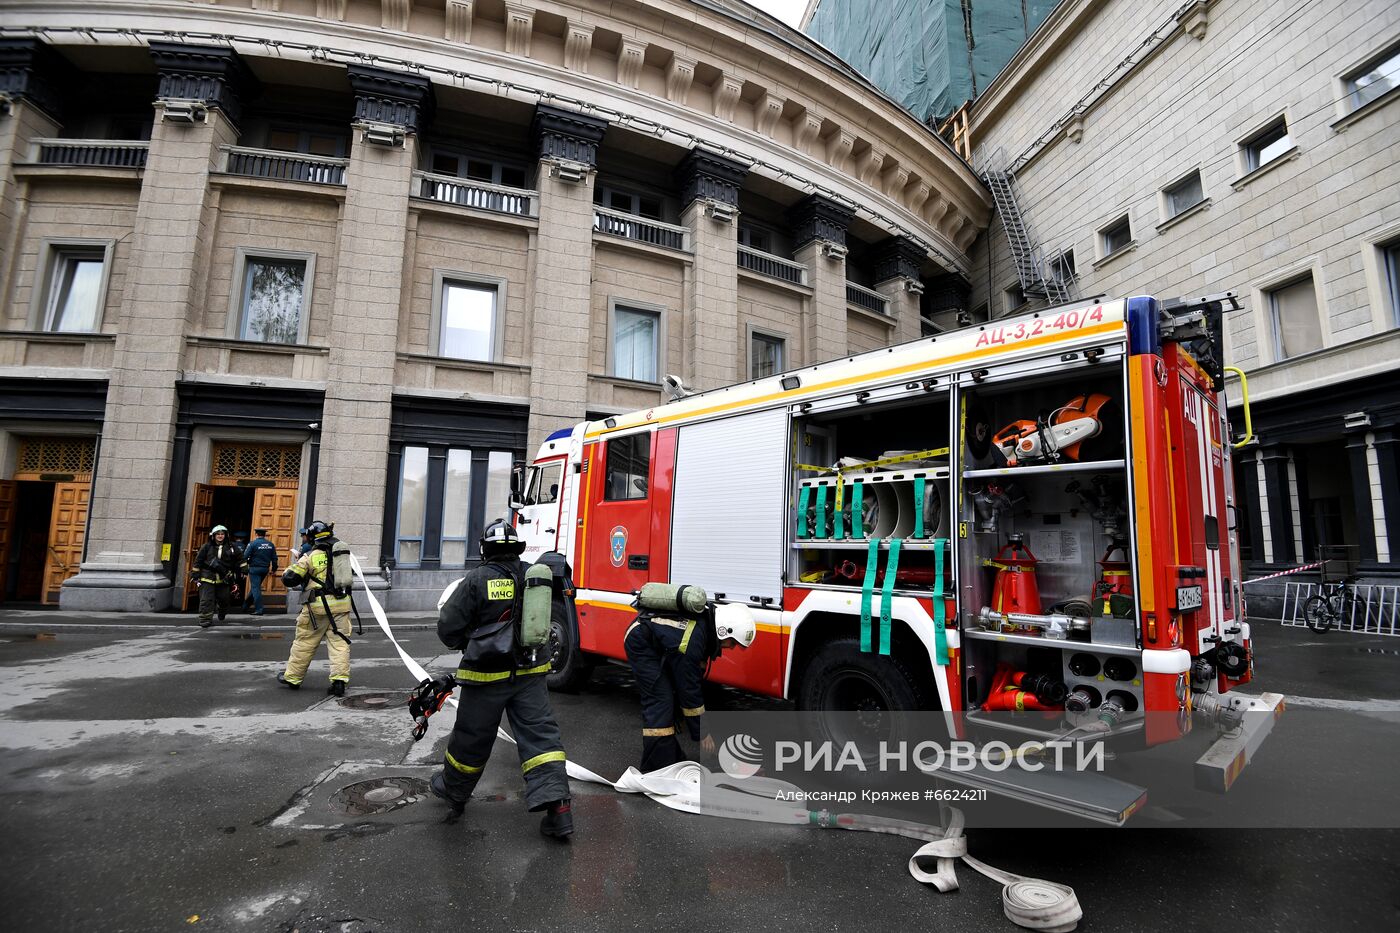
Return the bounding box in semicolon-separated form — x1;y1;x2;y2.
512;295;1282;811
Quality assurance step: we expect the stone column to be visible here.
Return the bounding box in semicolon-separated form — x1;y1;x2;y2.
789;194;852;366
872;236;926;345
1345;430;1379;565
526;104;607;452
62;43;254;611
1234;446;1266;567
1258;444;1295;567
0;39;65;302
314;65;433;570
677;150;746;389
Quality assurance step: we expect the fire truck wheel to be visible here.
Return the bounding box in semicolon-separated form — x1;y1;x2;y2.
547;612;595;693
797;637;937;713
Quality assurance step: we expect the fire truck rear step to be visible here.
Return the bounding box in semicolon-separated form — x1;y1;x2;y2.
939;762;1148;826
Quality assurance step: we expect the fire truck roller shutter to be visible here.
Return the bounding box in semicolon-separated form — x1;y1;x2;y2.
670;407;788;605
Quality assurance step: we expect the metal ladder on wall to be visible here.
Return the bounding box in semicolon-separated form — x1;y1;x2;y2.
977;148;1076;307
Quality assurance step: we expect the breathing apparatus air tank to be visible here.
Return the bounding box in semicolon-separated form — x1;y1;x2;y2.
637;581;709;617
521;562;553;648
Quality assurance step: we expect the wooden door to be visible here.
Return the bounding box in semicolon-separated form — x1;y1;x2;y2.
43;482;89;604
0;481;15;601
182;484;215;610
252;487;299;603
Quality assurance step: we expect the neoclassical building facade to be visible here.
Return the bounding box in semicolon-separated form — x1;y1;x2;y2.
0;0;990;610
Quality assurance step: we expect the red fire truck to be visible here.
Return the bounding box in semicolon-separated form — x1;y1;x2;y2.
512;295;1282;818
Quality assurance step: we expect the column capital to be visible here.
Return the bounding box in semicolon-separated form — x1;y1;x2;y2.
788;194;853;249
0;38;72;122
872;236;926;286
676;149;748;209
532;103;608;167
149;42;258;128
346;64;434;132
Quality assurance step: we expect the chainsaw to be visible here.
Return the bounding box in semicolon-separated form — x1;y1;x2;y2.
991;393;1111;466
407;674;458;741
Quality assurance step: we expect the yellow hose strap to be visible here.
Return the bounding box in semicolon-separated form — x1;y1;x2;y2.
521;750;567;774
445;750;484;775
682;705;706;717
678;620;697;654
455;662;552;683
794;447;950;475
643;726;676;736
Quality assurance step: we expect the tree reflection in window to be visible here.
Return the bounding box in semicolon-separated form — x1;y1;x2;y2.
241;258;306;344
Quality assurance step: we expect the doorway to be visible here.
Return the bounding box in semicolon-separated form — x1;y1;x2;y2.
2;481;55;604
0;437;96;606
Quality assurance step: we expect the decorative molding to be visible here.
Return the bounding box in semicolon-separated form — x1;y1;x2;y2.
252;0;280;11
532;103;608;166
665;54;695;105
1065;110;1085;144
756;92;785;137
788;194;853;249
925;192;950;226
0;38;73;121
381;0;410;31
316;0;347;21
906;180;931;213
675;149;748;208
954;222;979;251
857;142;885;186
149;41;257;128
1178;0;1210;40
885;164;909;198
825;129;855;173
794;110;823;154
617;38;646;89
714;74;743;122
564;23;594;72
941;210;969;242
346;63;434;132
872;236;925;285
445;0;472;44
505;4;533;57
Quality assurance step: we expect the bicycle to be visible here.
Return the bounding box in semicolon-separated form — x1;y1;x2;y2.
1303;576;1358;633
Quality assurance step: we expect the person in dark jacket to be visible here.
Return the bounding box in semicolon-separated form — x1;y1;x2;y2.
624;601;756;771
193;525;244;628
242;527;279;615
431;519;573;839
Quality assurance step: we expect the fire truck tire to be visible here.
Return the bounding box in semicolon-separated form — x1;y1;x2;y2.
547;611;595;692
797;637;937;713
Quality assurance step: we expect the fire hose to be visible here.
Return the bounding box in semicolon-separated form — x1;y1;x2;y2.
347;554;1083;932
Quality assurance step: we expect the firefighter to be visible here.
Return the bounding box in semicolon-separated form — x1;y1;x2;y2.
193;525;244;628
431;519;573;839
624;599;757;772
277;520;353;696
242;527;278;615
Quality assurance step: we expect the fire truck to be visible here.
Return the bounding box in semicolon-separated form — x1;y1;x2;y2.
511;295;1283;821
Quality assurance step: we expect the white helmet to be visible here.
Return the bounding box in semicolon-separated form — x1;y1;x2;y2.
714;603;757;648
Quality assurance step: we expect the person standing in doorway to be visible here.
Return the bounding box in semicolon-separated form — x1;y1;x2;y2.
243;527;278;616
193;525;244;628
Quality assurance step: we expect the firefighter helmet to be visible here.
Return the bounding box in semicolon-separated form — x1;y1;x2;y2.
480;518;525;557
306;520;334;539
211;525;229;535
714;603;757;648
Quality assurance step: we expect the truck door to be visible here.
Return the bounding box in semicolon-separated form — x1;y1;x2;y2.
519;456;566;562
584;431;654;594
1176;377;1229;653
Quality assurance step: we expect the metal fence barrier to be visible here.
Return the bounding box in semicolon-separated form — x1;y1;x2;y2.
1281;581;1400;636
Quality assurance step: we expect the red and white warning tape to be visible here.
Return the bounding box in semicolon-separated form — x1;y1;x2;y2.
1240;561;1327;586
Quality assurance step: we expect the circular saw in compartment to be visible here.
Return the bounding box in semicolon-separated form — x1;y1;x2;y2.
991;393;1112;466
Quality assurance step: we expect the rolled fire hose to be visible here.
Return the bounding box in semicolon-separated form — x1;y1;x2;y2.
349;555;1083;932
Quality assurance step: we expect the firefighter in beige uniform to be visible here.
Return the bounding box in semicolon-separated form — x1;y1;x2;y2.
277;520;354;696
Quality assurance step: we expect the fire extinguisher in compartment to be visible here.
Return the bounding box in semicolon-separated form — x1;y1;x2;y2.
992;393;1112;465
988;534;1041;615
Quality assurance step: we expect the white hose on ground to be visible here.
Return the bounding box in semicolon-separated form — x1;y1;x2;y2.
350;556;1083;932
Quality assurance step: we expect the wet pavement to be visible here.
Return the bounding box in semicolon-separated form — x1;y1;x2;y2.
0;615;1396;932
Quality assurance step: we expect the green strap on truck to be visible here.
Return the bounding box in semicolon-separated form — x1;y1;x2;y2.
859;537;879;652
932;538;949;666
879;538;902;656
832;485;846;540
851;481;864;539
814;485;829;539
796;485;811;538
913;476;925;538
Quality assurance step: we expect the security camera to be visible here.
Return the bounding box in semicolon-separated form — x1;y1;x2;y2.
161;98;208;124
662;374;695;401
308;422;320;430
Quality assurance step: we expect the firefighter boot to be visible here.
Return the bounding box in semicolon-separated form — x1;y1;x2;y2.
276;673;300;690
430;772;466;817
328;681;346;697
540;799;574;840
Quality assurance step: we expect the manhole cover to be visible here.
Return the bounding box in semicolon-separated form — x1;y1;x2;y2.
329;777;431;816
338;691;405;710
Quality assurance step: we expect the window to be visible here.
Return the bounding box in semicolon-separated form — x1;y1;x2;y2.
738;224;772;254
1384;241;1400;327
1242;117;1292;172
750;331;785;379
1345;43;1400;111
429;150;529;188
1003;282;1028;313
1266;274;1324;359
611;304;660;382
238;255;308;344
440;448;472;566
41;245;107;332
1099;215;1132;257
437;278;499;361
605;433;650;501
595;184;663;220
1163;171;1205;218
527;461;564;506
267;127;346;157
397;446;429;565
1048;250;1077;285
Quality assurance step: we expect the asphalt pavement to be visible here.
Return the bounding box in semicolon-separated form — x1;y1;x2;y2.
0;610;1396;932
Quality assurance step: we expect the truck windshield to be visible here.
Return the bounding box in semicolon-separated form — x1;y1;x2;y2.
526;462;563;505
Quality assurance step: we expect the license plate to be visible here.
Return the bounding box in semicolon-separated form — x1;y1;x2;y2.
1176;584;1203;612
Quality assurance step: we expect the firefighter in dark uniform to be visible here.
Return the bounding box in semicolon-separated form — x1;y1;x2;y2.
624;600;756;772
193;525;245;628
431;519;574;839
